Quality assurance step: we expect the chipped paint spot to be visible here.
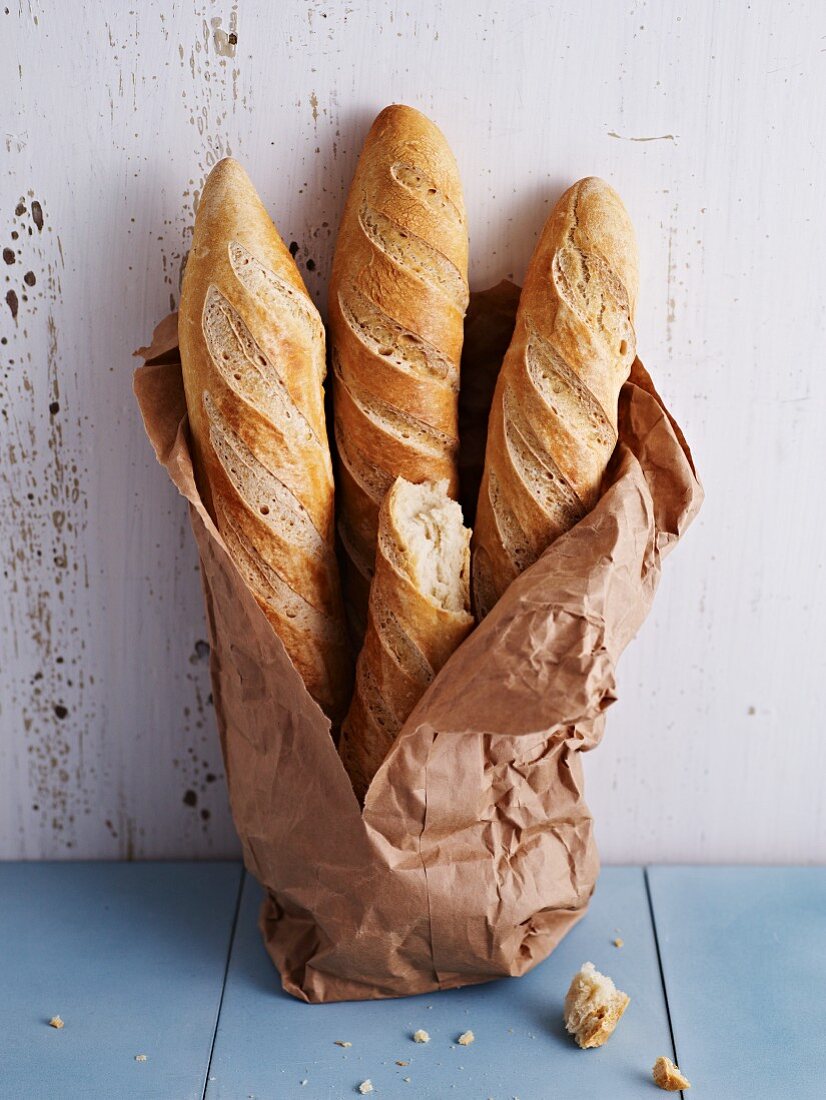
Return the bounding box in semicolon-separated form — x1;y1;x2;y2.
5;132;28;154
607;131;677;143
665;208;678;349
211;13;238;58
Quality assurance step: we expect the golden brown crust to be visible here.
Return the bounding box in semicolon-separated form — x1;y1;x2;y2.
179;158;351;723
652;1056;691;1090
329;105;469;636
472;178;639;617
339;479;473;801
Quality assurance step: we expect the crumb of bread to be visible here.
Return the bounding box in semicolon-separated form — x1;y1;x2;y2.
653;1056;691;1090
134;1054;147;1063
395;1060;409;1066
412;1029;430;1043
335;1040;352;1048
613;937;624;948
48;1016;64;1029
358;1081;373;1094
563;962;630;1049
403;1077;411;1083
457;1030;474;1046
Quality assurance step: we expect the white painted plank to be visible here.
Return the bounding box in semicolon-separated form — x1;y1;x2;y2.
0;1;823;859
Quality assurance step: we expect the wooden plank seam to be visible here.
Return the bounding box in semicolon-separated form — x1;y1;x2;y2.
645;866;685;1099
201;866;247;1100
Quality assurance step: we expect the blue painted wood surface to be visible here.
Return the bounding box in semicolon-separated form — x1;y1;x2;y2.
4;864;822;1097
649;866;826;1100
0;862;242;1100
206;867;672;1100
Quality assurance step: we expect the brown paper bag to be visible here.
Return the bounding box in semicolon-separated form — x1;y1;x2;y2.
134;283;701;1003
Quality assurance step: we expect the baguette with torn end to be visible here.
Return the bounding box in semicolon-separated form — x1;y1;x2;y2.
472;177;639;618
329;104;469;638
178;158;351;724
339;477;473;800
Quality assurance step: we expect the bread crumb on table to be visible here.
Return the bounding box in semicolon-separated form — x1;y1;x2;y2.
335;1040;353;1048
653;1055;691;1090
457;1030;475;1046
412;1029;430;1043
48;1016;64;1029
134;1054;148;1063
395;1060;409;1066
613;937;624;948
563;962;630;1049
357;1080;373;1095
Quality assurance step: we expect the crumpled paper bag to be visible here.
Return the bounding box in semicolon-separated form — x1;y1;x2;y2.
134;282;701;1003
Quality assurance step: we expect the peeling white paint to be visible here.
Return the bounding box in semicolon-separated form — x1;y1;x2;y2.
0;0;824;861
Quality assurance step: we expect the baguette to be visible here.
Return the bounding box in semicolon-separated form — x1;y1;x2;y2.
339;478;473;801
472;178;639;618
329;104;469;638
178;158;351;723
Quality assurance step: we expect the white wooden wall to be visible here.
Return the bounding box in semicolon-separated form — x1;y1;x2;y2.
1;0;824;863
